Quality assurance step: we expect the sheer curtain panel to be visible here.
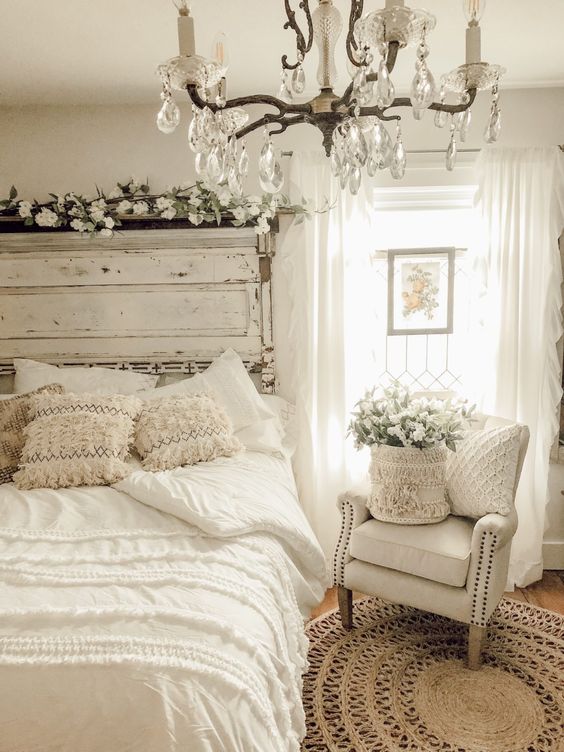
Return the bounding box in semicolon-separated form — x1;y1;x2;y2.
467;146;564;587
281;152;376;558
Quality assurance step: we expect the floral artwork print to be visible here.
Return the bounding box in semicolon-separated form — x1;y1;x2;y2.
402;263;440;320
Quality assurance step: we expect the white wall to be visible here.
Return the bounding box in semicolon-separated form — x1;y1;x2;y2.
1;86;563;563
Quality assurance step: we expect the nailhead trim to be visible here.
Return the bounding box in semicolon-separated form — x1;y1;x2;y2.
471;530;498;627
332;498;354;587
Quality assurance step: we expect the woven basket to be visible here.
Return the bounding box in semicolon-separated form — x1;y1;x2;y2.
368;444;450;524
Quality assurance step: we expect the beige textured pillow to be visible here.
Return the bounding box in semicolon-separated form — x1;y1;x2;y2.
14;393;141;490
0;384;64;484
135;394;242;472
446;424;522;518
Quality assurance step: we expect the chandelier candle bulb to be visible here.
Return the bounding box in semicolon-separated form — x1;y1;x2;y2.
466;23;481;64
177;7;196;57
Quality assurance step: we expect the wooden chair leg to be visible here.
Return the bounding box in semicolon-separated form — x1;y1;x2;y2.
467;624;487;670
338;586;353;630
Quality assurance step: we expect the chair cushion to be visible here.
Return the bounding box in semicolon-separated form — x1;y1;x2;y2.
349;515;475;587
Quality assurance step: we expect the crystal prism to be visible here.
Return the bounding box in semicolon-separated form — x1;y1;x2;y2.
376;59;395;107
413;107;425;120
292;65;306;94
369;121;393;169
345;123;368;168
259;138;276;181
390;138;406;180
354;67;367;96
195;150;209;178
349;167;362;196
228;167;242;196
157;99;180;134
339;162;350;191
238;145;250;176
367;156;378;177
259;160;284;194
206;145;223;181
446;134;457;171
409;67;436;111
484;106;501;142
330;147;342;177
434;109;448;128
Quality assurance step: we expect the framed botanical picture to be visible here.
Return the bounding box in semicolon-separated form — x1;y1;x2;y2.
387;247;455;336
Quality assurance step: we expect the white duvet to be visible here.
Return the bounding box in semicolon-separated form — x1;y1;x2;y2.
0;453;328;752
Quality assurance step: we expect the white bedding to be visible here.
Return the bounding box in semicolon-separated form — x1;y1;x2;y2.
0;453;328;752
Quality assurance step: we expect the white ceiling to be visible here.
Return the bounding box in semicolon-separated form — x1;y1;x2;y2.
1;0;563;106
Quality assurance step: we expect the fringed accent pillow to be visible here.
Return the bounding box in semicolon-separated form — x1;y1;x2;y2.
446;424;522;518
13;393;141;490
0;383;64;485
135;394;242;472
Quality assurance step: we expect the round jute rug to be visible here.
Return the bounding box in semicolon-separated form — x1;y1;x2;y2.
302;597;564;752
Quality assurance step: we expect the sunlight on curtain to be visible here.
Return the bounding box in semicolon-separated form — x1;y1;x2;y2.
465;146;564;588
281;152;376;557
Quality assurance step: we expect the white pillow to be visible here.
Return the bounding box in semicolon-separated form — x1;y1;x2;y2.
14;359;157;396
138;350;285;456
261;394;298;457
446;424;522;518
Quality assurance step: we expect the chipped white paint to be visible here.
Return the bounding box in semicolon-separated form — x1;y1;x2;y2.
0;227;276;392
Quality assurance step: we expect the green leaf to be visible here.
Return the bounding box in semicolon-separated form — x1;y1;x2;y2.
9;186;17;200
23;217;34;226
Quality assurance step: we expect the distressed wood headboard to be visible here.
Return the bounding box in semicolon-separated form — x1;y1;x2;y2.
0;225;276;392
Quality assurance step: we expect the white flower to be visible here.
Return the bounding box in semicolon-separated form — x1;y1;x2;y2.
129;176;140;192
99;228;113;238
117;200;133;213
108;186;123;199
34;208;59;227
255;215;270;235
104;216;115;229
56;195;66;210
411;422;426;442
69;206;83;217
70;218;87;232
91;198;106;210
216;186;232;206
156;196;173;211
89;208;105;223
161;207;177;220
132;201;150;216
248;203;261;217
188;213;203;226
232;206;247;221
189;193;203;207
18;201;33;218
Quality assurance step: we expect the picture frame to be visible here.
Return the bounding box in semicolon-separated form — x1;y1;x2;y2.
387;247;455;336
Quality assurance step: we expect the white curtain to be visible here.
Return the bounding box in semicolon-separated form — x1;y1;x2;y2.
280;152;376;558
465;146;564;587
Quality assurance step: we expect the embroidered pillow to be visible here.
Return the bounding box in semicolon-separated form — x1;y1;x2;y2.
0;384;64;484
446;424;522;518
14;393;141;490
135;394;242;472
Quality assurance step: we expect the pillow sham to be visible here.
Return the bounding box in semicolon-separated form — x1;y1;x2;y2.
0;383;64;485
137;350;285;456
134;394;242;472
14;393;141;490
446;424;522;518
14;359;157;395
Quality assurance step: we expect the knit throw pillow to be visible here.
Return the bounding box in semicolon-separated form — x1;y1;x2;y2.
0;384;64;484
13;393;141;490
135;394;242;472
446;424;522;518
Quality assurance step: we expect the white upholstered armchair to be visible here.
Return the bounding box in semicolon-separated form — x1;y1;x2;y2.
333;415;529;670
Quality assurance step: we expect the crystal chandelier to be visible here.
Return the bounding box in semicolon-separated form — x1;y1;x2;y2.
156;0;505;195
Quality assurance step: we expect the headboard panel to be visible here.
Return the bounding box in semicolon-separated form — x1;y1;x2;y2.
0;226;276;392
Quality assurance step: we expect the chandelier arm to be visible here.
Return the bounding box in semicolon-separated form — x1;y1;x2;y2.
281;0;314;71
186;84;313;116
358;87;477;121
235;113;309;140
345;0;365;67
331;41;400;111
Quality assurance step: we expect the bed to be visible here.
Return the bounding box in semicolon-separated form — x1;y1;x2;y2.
0;225;327;752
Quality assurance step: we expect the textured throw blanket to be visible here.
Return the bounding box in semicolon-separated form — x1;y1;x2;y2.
0;453;328;752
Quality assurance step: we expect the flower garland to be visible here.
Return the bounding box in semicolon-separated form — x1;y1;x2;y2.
0;177;313;237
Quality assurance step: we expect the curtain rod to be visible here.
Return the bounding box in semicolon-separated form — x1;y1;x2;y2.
282;145;564;157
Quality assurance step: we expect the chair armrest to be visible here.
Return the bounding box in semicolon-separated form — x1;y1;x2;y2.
471;508;518;552
332;485;372;587
466;508;518;626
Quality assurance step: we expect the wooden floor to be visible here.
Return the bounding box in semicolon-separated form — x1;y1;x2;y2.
311;570;564;620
